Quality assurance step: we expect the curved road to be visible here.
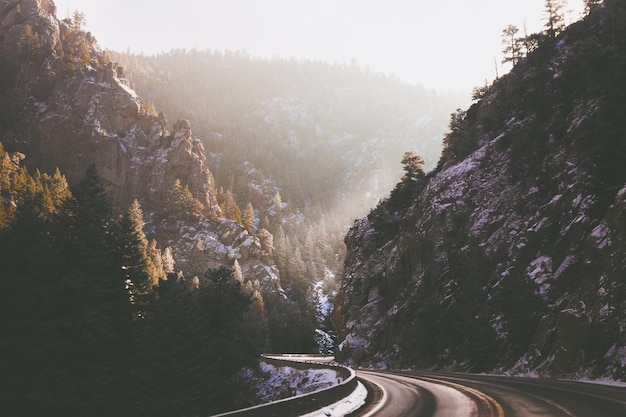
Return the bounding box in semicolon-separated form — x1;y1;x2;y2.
355;370;626;417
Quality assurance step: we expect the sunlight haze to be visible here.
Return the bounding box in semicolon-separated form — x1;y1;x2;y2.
54;0;585;91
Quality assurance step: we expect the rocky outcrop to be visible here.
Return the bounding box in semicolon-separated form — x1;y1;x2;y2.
0;0;281;289
0;1;214;212
0;0;59;62
336;4;626;380
11;54;221;217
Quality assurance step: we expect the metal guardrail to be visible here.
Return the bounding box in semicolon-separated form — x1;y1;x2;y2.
212;355;359;417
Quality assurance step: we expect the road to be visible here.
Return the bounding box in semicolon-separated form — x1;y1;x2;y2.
355;370;626;417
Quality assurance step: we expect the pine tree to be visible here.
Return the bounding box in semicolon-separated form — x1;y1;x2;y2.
257;228;274;255
520;21;541;59
60;9;92;71
233;259;244;283
242;287;270;352
165;179;204;220
501;24;522;65
544;0;568;37
148;239;165;280
219;189;242;223
0;144;26;228
57;165;132;415
162;246;175;274
0;165;68;416
243;202;255;234
584;0;602;14
198;267;256;411
272;192;283;212
400;150;425;182
1;164;132;416
118;199;160;318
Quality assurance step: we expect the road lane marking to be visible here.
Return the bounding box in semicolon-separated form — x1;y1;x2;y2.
405;374;505;417
357;371;389;417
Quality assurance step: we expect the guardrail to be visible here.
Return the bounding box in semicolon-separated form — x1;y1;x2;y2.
212;354;359;417
262;353;336;364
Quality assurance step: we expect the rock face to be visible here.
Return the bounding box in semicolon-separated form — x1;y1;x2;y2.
0;0;278;282
1;0;218;214
335;4;626;380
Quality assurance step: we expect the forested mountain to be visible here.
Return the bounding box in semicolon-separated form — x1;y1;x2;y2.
110;49;461;217
335;1;626;381
0;1;275;414
107;43;464;351
0;0;464;414
0;0;271;414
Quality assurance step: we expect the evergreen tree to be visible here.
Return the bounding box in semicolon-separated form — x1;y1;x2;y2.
243;202;255;234
60;9;92;72
0;164;68;416
501;24;522;65
118;199;161;318
544;0;568;37
233;259;244;283
520;21;541;59
148;239;165;280
56;164;132;415
198;267;256;410
273;225;286;267
400;150;425;182
257;228;274;255
271;191;283;212
1;164;133;416
219;189;242;223
243;287;271;352
130;274;196;417
162;246;175;274
0;144;25;228
584;0;602;14
165;179;204;220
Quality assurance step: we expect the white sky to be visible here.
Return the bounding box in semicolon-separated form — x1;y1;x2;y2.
53;0;585;92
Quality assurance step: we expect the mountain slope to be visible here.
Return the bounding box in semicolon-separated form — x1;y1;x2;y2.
110;50;463;220
335;2;626;380
107;37;467;351
0;0;279;279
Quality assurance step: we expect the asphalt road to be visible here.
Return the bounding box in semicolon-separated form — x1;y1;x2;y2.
355;370;626;417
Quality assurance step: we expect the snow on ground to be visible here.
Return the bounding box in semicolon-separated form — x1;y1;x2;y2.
576;378;626;387
247;357;367;415
301;381;368;417
254;361;342;401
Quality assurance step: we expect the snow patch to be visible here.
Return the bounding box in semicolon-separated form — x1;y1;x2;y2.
301;382;368;417
255;361;341;400
590;223;611;249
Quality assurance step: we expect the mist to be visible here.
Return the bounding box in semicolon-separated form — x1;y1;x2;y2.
56;0;586;92
109;49;463;313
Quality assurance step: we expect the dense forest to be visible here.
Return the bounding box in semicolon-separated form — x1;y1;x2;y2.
0;143;263;415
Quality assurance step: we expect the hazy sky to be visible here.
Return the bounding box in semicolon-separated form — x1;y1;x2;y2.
53;0;585;92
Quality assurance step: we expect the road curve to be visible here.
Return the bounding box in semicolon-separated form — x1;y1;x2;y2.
355;370;626;417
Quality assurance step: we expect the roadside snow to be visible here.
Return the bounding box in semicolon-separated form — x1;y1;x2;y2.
301;381;368;417
255;361;342;401
575;378;626;387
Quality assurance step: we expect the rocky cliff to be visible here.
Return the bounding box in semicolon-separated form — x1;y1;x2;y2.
0;0;278;281
335;3;626;380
